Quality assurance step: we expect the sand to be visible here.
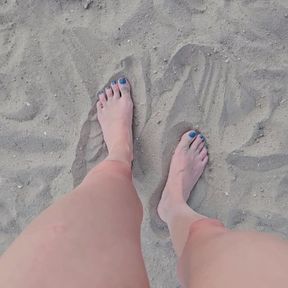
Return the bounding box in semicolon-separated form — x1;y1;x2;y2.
1;0;288;286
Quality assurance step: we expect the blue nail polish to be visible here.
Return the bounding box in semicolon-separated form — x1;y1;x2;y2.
111;80;117;85
189;131;196;138
200;134;205;141
119;78;127;84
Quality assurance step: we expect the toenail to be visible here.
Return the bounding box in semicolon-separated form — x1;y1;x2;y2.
111;80;117;85
119;78;127;84
200;134;205;141
189;131;197;138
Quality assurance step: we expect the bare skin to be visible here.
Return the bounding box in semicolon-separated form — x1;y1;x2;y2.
0;78;149;288
158;131;209;256
98;78;209;257
97;79;134;166
3;78;288;288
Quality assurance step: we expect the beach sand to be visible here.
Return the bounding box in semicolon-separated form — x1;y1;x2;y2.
1;0;288;286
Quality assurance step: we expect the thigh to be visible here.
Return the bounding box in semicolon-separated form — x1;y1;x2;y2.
178;219;288;288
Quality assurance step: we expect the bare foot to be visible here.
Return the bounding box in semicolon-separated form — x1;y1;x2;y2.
97;78;133;166
158;130;209;223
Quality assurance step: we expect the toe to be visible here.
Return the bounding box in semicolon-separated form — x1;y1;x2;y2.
96;100;103;111
118;77;131;100
199;147;208;160
111;80;120;99
105;86;113;98
190;134;204;151
98;91;107;105
202;155;209;165
196;141;205;153
177;130;198;151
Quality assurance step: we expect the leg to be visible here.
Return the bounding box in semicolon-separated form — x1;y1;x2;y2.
158;131;288;288
0;78;149;288
158;130;208;257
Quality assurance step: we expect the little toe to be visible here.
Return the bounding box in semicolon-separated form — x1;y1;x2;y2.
190;134;204;151
111;80;120;99
177;130;198;151
105;86;113;98
96;101;102;111
118;77;131;100
98;91;107;105
203;155;209;165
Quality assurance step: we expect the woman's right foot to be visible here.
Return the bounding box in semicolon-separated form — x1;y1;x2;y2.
157;131;209;223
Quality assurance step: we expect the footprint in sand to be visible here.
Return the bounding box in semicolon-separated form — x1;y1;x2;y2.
71;55;149;187
70;36;288;239
148;43;288;237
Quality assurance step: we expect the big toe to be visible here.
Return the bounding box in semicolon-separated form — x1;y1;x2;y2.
177;130;198;151
118;77;131;100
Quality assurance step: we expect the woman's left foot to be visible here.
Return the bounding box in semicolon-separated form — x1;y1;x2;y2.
158;131;209;223
97;78;134;165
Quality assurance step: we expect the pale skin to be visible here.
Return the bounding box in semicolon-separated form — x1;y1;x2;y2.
2;78;288;288
97;78;209;257
0;77;209;288
97;81;134;166
98;79;288;288
0;79;149;288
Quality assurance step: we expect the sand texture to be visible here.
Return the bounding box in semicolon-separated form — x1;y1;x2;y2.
1;0;288;287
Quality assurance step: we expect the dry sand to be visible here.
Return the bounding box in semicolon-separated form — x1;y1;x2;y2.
1;0;288;287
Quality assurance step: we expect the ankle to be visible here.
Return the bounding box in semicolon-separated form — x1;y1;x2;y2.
161;186;186;207
164;202;190;222
107;141;133;162
165;203;207;231
106;152;133;167
158;193;186;223
106;155;132;167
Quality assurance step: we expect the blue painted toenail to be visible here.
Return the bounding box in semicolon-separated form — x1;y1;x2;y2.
111;80;117;85
119;78;127;84
189;131;196;138
200;134;205;141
